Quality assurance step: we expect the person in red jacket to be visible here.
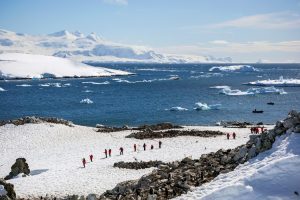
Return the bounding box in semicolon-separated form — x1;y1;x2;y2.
90;154;93;162
134;144;137;152
232;132;236;139
143;143;146;151
108;149;112;157
82;158;86;168
104;149;108;158
226;133;230;140
119;147;124;155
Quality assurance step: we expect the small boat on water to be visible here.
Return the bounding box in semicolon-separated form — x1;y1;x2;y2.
252;109;264;113
267;102;275;105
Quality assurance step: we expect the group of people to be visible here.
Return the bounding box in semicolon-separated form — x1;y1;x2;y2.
226;132;236;140
250;126;266;134
81;141;162;168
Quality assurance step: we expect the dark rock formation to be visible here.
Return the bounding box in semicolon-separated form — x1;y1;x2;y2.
4;158;30;180
126;129;224;139
218;121;253;128
133;123;183;131
0;179;16;200
0;116;73;127
114;161;165;170
96;125;130;133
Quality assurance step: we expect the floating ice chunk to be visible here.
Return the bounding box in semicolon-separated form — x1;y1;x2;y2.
245;76;300;87
194;102;221;110
0;87;6;91
209;65;258;72
219;86;286;96
80;98;93;104
167;107;189;111
83;90;93;93
16;84;31;87
82;81;110;85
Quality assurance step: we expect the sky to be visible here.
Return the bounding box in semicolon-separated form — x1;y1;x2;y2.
0;0;300;62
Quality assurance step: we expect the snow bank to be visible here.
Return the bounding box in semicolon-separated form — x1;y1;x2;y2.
219;86;286;96
0;123;271;198
80;98;93;104
245;76;300;87
209;65;258;72
167;107;189;111
194;102;221;111
0;53;131;79
176;133;300;200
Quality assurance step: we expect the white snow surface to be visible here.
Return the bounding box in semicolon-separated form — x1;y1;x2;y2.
175;132;300;200
0;123;273;198
245;76;300;87
0;53;131;79
0;29;232;63
209;65;258;72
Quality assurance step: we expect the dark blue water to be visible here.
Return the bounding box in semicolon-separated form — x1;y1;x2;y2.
0;63;300;126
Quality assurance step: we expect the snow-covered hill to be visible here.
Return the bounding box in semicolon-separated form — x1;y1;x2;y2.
0;53;131;79
0;29;232;63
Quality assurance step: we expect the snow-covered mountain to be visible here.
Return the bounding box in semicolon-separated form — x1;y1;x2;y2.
0;29;232;63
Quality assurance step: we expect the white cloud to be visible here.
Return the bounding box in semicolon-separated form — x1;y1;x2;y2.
210;40;229;45
103;0;128;6
211;12;300;29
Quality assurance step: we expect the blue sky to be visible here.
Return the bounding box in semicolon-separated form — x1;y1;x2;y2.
1;0;300;62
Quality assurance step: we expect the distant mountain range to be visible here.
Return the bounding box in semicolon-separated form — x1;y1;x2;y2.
0;29;232;63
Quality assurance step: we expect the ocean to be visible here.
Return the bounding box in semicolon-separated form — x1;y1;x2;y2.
0;63;300;127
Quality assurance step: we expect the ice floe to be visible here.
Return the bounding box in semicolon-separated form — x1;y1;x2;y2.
209;65;258;72
80;98;93;104
245;76;300;87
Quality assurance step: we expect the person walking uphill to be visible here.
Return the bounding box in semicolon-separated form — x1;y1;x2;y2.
89;154;93;162
143;143;147;151
119;147;124;155
82;158;86;168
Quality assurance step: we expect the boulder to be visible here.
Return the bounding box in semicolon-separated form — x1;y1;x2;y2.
0;179;16;200
4;158;30;180
233;146;248;161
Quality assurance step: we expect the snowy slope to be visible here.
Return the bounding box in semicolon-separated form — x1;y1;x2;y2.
0;29;232;63
0;123;268;198
175;132;300;200
0;53;131;79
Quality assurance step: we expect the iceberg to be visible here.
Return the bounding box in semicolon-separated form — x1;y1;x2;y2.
0;53;131;80
219;86;286;96
194;102;221;111
209;65;258;72
0;86;6;91
168;107;189;111
80;98;93;104
245;76;300;87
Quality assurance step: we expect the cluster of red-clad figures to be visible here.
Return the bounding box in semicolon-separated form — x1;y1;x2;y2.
250;126;266;134
82;141;162;168
226;132;236;140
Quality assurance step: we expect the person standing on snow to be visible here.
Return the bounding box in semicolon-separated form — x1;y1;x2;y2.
232;132;236;139
89;154;93;162
82;158;86;168
134;144;137;152
151;145;154;150
226;133;230;140
104;149;108;158
159;141;162;148
109;149;112;157
143;143;147;151
119;147;124;155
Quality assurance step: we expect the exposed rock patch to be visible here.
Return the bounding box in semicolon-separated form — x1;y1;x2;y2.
126;129;224;139
4;158;30;180
0;116;74;127
0;179;16;200
114;161;165;170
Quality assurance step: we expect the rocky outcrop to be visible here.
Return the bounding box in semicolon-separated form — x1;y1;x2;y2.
0;116;74;127
0;179;16;200
96;125;130;133
114;161;165;170
126;129;224;139
4;158;30;180
100;110;300;199
218;121;253;128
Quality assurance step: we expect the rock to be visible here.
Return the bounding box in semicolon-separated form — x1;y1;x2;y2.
233;146;248;161
4;158;30;180
294;125;300;133
87;194;97;200
247;145;257;159
288;110;298;118
0;179;16;200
